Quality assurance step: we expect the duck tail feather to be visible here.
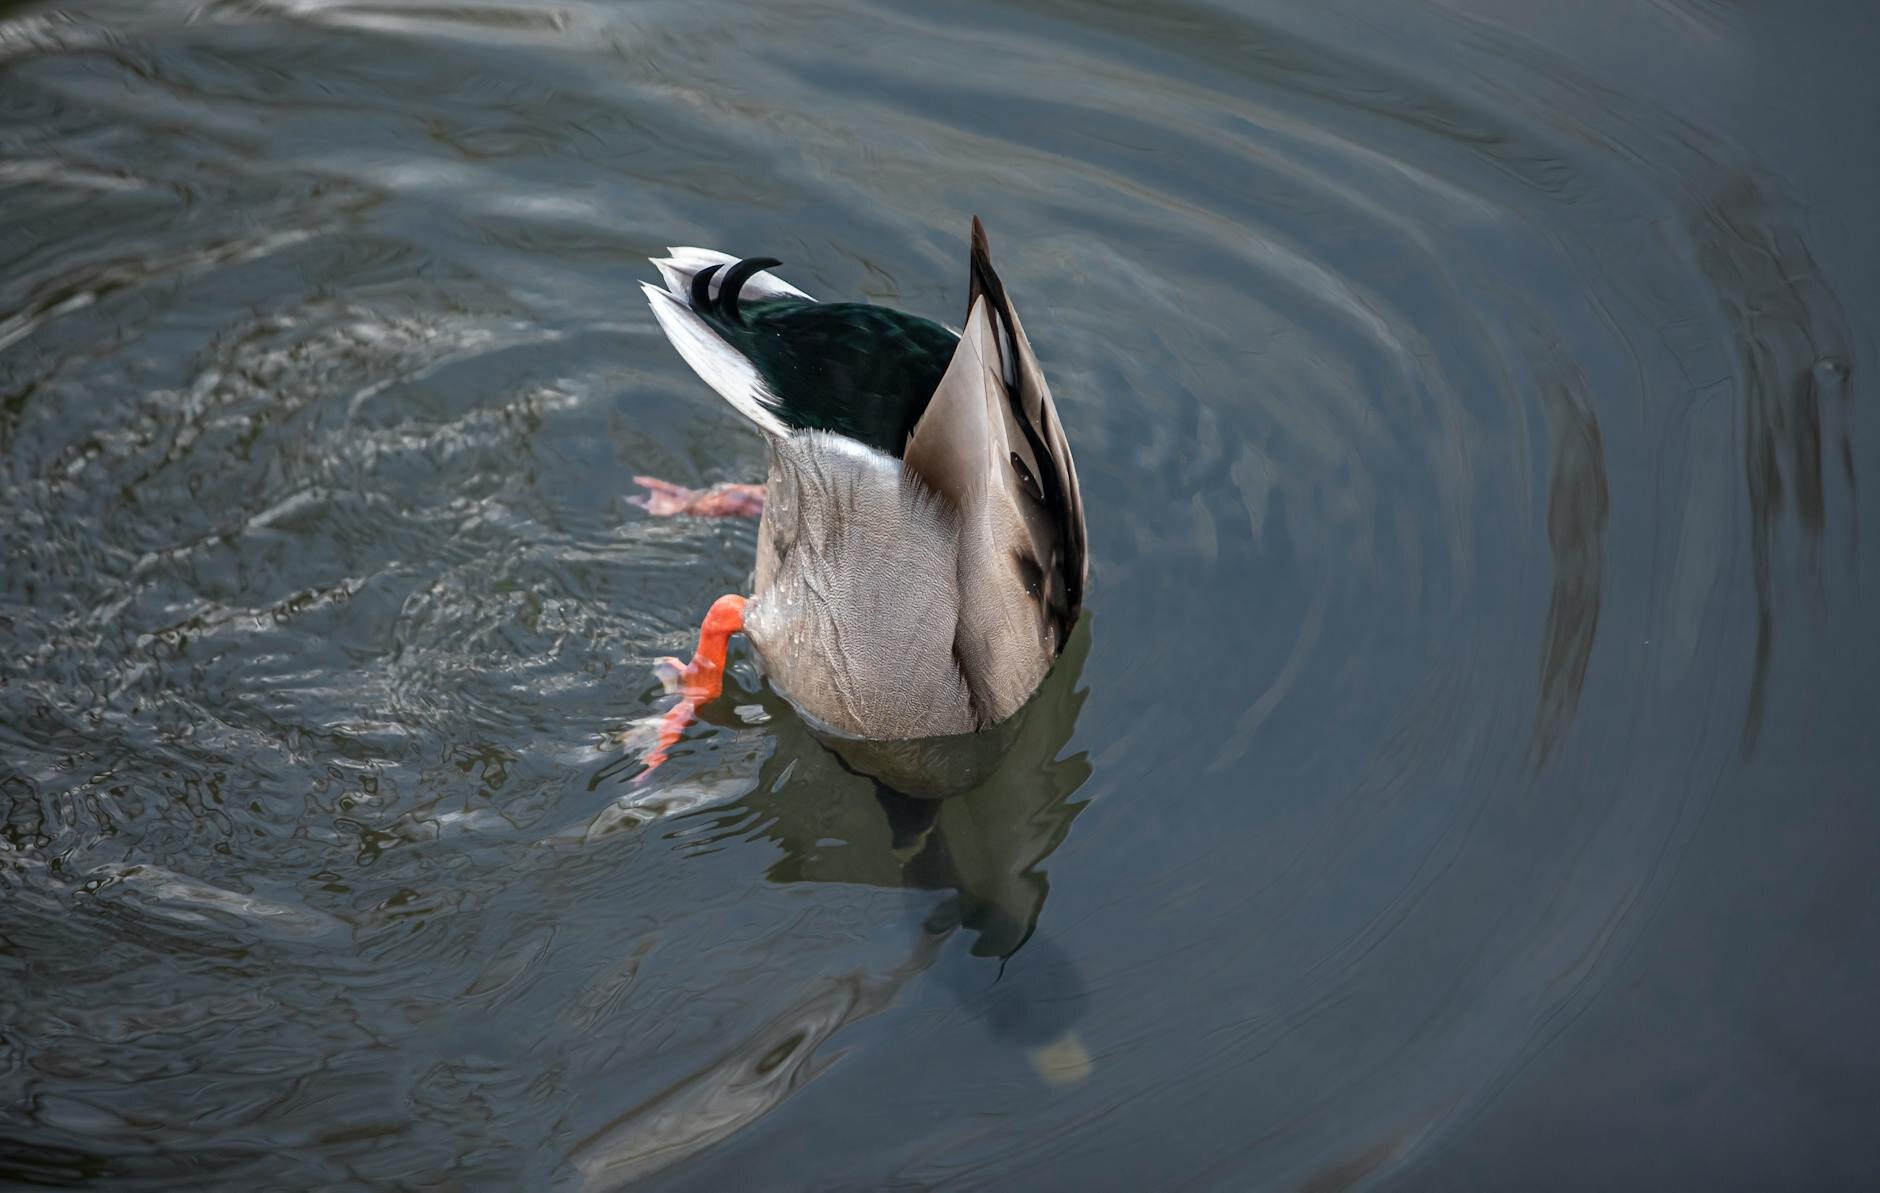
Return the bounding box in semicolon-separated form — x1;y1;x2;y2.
651;247;813;305
641;282;790;438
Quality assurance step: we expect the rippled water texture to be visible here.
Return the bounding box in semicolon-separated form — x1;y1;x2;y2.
3;0;1877;1188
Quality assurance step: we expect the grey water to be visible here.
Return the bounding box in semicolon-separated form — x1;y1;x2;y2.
2;0;1877;1188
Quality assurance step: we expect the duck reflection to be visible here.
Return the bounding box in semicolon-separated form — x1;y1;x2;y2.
738;617;1092;959
569;625;1095;1190
704;615;1096;1078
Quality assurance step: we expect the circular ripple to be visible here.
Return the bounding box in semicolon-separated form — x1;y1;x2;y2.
0;1;1869;1189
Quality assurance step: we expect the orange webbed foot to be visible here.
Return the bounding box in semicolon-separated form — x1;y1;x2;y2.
631;476;765;518
640;594;747;776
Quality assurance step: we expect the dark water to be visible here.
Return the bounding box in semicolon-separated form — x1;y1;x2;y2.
3;0;1877;1187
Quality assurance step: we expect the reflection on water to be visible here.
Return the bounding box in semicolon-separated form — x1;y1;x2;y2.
562;614;1094;1185
2;0;1876;1188
745;621;1092;957
568;962;925;1191
1687;175;1858;751
1528;329;1608;767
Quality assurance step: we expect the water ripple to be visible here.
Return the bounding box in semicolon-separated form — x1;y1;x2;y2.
0;0;1871;1188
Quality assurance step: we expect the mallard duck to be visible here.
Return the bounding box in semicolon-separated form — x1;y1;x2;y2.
637;218;1086;752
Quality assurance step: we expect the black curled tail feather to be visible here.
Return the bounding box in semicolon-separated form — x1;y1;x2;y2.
690;256;784;326
719;257;783;324
689;262;723;311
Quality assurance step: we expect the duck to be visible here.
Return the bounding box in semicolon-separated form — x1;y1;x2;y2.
636;217;1086;756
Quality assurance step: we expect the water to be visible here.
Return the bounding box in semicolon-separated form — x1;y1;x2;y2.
3;0;1876;1188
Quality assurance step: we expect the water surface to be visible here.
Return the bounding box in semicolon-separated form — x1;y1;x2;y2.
3;0;1877;1188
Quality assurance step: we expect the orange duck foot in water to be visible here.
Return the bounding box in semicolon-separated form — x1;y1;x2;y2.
641;593;746;775
630;476;765;518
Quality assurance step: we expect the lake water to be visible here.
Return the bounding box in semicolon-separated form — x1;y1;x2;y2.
3;0;1877;1188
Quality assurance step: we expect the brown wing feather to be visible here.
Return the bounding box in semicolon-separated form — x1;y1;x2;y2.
901;219;1086;725
963;216;1086;642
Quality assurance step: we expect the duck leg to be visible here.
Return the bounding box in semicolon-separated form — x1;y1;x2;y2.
641;594;747;774
631;476;764;518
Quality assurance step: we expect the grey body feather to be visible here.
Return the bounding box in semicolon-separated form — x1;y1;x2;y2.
646;220;1087;740
744;433;979;738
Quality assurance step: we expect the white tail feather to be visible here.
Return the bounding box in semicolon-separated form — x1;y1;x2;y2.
641;283;790;438
643;248;817;439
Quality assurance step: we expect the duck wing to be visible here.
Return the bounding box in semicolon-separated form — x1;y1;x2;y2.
902;218;1086;722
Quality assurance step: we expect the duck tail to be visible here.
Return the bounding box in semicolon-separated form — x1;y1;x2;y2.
641;248;812;438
